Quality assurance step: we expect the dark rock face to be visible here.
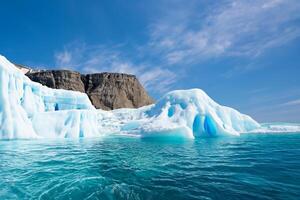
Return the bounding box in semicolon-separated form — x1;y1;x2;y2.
27;70;85;92
26;70;154;110
82;73;154;110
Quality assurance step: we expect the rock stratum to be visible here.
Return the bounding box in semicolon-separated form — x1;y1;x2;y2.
25;69;154;110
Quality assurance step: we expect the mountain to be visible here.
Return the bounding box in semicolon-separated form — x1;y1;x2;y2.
22;67;154;110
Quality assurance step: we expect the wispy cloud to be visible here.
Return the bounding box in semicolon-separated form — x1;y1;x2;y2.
221;61;266;78
53;0;300;94
149;0;300;65
54;49;72;66
237;87;300;122
54;41;177;94
281;99;300;106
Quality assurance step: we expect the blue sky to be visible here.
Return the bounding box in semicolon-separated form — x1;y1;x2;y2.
0;0;300;122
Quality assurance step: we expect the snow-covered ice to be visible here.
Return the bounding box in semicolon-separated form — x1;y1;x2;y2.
0;55;299;139
248;123;300;133
0;55;93;139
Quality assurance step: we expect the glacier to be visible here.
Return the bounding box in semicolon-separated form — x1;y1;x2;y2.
0;55;298;140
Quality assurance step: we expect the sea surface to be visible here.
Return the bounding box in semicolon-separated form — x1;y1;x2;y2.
0;133;299;200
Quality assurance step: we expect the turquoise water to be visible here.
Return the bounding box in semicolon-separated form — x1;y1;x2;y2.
0;133;299;200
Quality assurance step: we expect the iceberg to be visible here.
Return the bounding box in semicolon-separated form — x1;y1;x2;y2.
139;89;260;138
248;123;300;133
0;55;94;139
1;55;295;140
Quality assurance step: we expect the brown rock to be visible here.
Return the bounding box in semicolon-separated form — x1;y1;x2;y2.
25;69;154;110
26;70;85;92
83;73;154;110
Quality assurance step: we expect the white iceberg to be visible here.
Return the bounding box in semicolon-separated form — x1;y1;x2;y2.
248;123;300;133
0;55;297;140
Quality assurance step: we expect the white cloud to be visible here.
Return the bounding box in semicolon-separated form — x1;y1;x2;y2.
54;41;87;68
54;50;72;66
53;0;300;94
149;0;300;65
139;67;177;93
54;42;177;94
281;99;300;106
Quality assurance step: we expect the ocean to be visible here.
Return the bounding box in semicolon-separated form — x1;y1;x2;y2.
0;133;299;200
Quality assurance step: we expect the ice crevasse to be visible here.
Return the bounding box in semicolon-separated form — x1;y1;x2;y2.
0;55;264;139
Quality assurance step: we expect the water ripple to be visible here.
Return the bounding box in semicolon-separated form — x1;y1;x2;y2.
0;134;299;199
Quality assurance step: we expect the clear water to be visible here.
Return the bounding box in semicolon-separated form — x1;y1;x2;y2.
0;133;299;200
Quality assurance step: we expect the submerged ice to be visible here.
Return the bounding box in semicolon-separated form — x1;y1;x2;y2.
0;55;295;140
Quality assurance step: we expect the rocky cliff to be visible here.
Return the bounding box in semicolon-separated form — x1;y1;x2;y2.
27;70;85;92
26;70;154;110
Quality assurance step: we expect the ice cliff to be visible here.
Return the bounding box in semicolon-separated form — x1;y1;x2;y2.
0;55;264;139
0;56;94;139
